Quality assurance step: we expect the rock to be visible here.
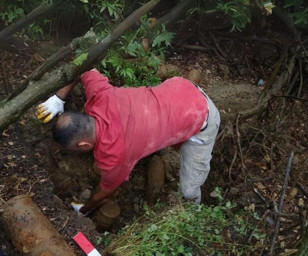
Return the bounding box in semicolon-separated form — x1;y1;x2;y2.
229;187;240;196
287;187;298;201
141;38;149;52
157;64;181;80
187;69;201;84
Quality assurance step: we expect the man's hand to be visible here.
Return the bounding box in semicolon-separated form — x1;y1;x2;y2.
36;95;65;123
79;187;114;215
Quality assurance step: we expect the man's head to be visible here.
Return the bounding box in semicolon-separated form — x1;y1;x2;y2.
53;112;96;152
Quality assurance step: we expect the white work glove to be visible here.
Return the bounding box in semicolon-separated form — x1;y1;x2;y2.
36;95;65;123
71;202;84;213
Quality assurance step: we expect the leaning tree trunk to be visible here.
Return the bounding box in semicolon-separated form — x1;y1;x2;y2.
0;0;160;132
0;2;57;43
155;0;194;28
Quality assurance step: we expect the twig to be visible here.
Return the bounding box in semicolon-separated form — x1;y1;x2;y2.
297;58;303;97
296;182;308;200
216;32;282;48
246;127;265;155
208;32;227;58
299;210;306;238
275;98;286;131
286;68;299;95
198;31;225;60
58;216;70;231
272;208;299;220
248;210;269;243
259;48;288;103
249;182;270;208
198;31;215;51
269;151;294;255
1;52;11;94
235;115;246;171
298;37;308;61
182;44;212;52
228;148;238;181
274;95;308;102
216;127;227;142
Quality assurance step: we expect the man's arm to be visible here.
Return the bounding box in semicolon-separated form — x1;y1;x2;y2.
54;81;77;101
79;187;115;214
36;68;100;123
36;81;78;123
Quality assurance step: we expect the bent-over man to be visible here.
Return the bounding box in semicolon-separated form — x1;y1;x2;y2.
36;69;220;214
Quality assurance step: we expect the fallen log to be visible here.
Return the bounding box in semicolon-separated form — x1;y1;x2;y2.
2;195;76;256
0;2;57;43
0;0;161;132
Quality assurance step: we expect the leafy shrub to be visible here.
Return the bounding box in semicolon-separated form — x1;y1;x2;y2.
282;0;308;27
106;188;266;256
0;4;24;26
187;0;254;31
99;21;174;87
216;0;252;31
73;1;174;87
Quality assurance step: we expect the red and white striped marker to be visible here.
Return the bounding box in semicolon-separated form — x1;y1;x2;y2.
73;232;102;256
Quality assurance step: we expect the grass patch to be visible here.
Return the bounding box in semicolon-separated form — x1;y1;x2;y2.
105;189;266;256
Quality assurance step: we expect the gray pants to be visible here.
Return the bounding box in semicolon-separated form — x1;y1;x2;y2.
179;93;220;204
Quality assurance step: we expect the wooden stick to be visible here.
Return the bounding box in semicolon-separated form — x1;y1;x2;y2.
269;151;294;255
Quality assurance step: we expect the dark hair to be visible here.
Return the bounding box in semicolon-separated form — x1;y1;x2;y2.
52;112;93;148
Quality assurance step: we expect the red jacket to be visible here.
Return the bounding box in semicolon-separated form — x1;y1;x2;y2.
81;70;208;191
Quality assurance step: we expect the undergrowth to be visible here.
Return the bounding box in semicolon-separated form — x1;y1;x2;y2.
105;188;266;256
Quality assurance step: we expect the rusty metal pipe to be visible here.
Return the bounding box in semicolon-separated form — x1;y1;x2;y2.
2;195;76;256
146;155;165;204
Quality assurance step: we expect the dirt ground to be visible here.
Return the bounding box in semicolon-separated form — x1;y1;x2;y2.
0;16;308;256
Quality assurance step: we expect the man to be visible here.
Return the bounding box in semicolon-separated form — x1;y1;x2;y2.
36;69;220;214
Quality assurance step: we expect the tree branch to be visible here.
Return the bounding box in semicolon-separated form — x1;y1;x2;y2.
0;2;57;43
0;0;161;132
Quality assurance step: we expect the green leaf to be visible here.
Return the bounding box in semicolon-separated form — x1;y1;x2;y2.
108;55;122;72
126;41;139;57
120;67;135;80
15;8;24;16
100;5;107;13
79;0;88;3
152;31;174;48
147;224;158;232
73;53;88;66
